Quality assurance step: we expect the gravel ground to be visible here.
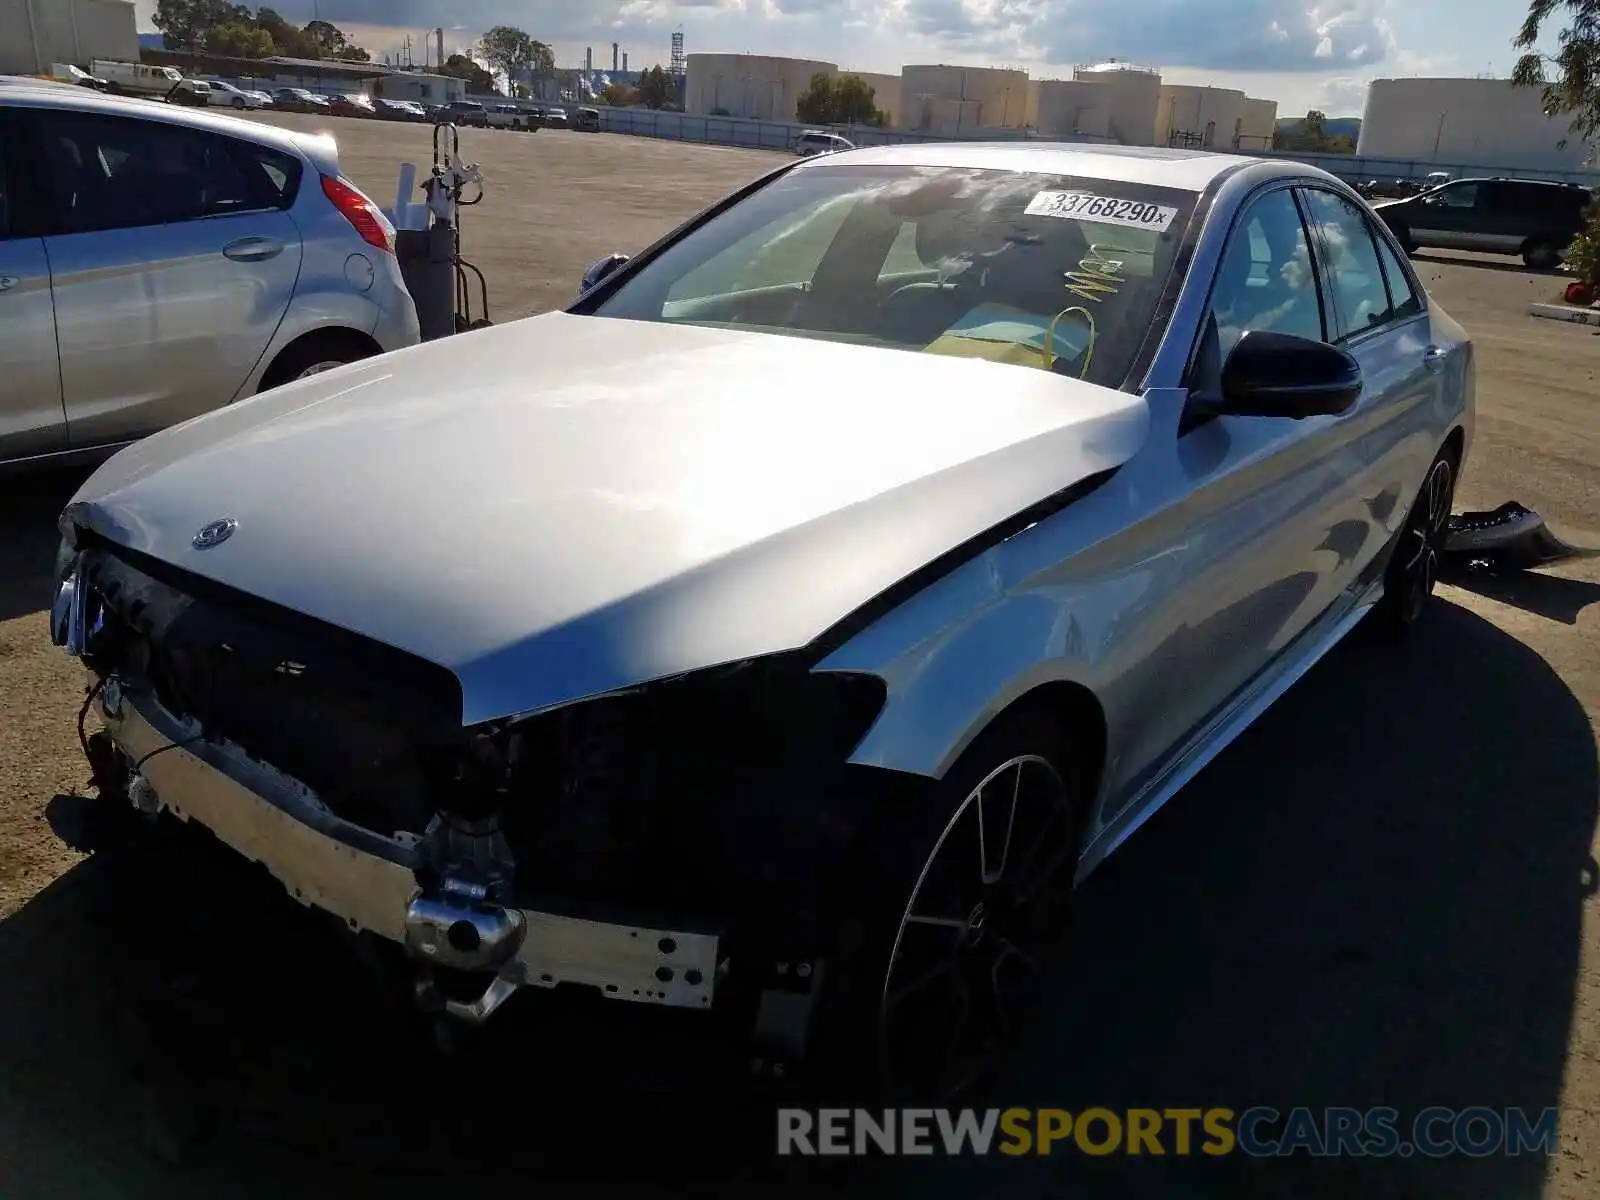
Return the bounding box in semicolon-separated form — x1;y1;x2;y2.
0;116;1596;1197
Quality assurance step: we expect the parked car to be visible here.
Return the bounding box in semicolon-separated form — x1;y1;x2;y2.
0;81;420;473
540;105;568;128
794;129;854;156
485;103;531;130
90;59;186;99
48;144;1471;1101
1372;175;1595;268
49;62;109;91
441;100;488;127
327;94;375;119
271;88;330;114
373;98;424;121
202;79;268;110
574;106;601;132
166;79;212;107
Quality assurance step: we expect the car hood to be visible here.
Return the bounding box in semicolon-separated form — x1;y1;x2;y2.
66;313;1149;726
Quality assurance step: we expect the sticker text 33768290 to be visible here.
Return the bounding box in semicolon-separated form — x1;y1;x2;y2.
1025;191;1178;232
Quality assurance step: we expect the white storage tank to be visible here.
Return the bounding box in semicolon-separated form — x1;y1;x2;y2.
1240;97;1278;150
2;0;138;74
843;70;901;127
1034;79;1109;137
1156;84;1247;149
900;64;1030;129
1071;59;1161;146
1358;77;1595;170
684;53;837;120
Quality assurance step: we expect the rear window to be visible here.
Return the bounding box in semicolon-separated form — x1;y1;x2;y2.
592;163;1199;389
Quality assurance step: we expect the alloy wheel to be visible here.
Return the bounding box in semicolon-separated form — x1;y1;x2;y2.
879;754;1076;1100
1395;458;1454;623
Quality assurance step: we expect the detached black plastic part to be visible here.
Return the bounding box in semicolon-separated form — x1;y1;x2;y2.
1441;502;1600;574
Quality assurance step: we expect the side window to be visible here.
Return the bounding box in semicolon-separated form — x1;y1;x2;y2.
1208;187;1324;357
1371;228;1423;321
1299;188;1394;339
37;113;275;235
1431;181;1480;210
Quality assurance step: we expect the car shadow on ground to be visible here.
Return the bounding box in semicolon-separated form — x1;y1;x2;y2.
1441;566;1600;626
0;600;1593;1198
0;468;90;623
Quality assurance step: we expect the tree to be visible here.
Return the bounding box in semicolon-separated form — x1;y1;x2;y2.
302;19;348;58
795;72;887;126
1513;0;1600;148
602;82;639;106
477;26;554;91
636;64;677;109
438;53;500;95
255;7;315;57
336;44;372;63
208;21;277;58
151;0;236;53
1271;109;1351;153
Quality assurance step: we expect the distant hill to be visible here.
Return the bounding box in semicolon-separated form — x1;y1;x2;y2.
1276;115;1362;139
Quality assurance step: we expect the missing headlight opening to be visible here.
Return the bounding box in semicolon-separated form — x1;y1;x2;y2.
56;538;893;1059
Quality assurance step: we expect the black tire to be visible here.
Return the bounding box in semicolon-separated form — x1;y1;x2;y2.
1375;444;1459;635
232;97;246;110
257;333;376;393
1523;239;1560;270
1391;224;1418;257
803;706;1087;1104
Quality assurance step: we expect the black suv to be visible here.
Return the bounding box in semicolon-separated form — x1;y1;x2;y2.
1371;177;1594;269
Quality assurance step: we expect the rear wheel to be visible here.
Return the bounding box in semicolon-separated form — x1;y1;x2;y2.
258;332;377;393
232;97;246;110
807;708;1086;1102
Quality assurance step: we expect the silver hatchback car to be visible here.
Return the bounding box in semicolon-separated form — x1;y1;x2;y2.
0;79;419;472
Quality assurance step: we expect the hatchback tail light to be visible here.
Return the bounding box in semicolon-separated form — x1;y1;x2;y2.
320;174;395;254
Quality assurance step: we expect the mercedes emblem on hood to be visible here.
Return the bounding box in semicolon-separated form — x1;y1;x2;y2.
192;518;238;549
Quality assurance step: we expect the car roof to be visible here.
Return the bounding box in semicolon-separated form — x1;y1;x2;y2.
0;78;338;167
810;141;1266;190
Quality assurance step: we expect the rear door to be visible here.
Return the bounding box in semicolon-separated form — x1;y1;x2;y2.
1297;185;1444;585
0;105;66;461
33;108;305;448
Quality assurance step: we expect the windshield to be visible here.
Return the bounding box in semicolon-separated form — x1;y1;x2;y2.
591;163;1198;388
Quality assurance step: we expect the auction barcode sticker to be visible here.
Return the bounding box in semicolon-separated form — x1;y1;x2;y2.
1025;191;1178;231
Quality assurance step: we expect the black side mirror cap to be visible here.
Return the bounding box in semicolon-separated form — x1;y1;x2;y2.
1217;330;1362;419
580;253;630;294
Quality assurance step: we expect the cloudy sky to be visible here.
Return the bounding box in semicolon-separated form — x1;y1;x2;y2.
132;0;1554;116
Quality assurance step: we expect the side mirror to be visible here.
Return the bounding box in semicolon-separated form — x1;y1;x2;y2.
580;253;629;293
1218;330;1362;418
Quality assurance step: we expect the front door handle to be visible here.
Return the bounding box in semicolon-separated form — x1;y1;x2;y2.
1422;344;1448;373
222;237;284;262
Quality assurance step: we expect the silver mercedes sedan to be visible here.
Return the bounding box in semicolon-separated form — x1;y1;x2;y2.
49;142;1472;1101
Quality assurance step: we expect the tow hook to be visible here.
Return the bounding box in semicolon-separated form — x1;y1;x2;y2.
403;878;525;974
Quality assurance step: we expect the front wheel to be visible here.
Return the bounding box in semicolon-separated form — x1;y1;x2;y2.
1375;447;1458;634
1523;239;1560;270
232;97;246;109
806;708;1086;1102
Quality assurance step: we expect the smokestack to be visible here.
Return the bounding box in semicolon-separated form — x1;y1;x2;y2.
622;52;629;73
612;42;619;71
585;46;592;71
435;28;444;68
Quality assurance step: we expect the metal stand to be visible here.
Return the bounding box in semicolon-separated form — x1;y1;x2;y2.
395;122;491;340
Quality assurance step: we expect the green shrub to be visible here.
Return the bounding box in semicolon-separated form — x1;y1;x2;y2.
1566;203;1600;287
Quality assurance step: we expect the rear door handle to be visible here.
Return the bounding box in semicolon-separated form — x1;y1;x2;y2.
1422;344;1448;372
222;237;284;263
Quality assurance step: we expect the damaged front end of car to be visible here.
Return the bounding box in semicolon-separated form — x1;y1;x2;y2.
49;527;909;1073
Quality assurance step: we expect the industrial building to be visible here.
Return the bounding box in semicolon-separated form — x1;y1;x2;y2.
1071;61;1163;146
683;53;837;120
1358;77;1595;170
1031;78;1113;139
1240;97;1278;149
900;65;1030;135
1156;83;1247;149
3;0;138;75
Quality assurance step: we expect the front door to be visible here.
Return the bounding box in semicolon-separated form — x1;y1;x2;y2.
1408;179;1508;253
32;108;303;449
